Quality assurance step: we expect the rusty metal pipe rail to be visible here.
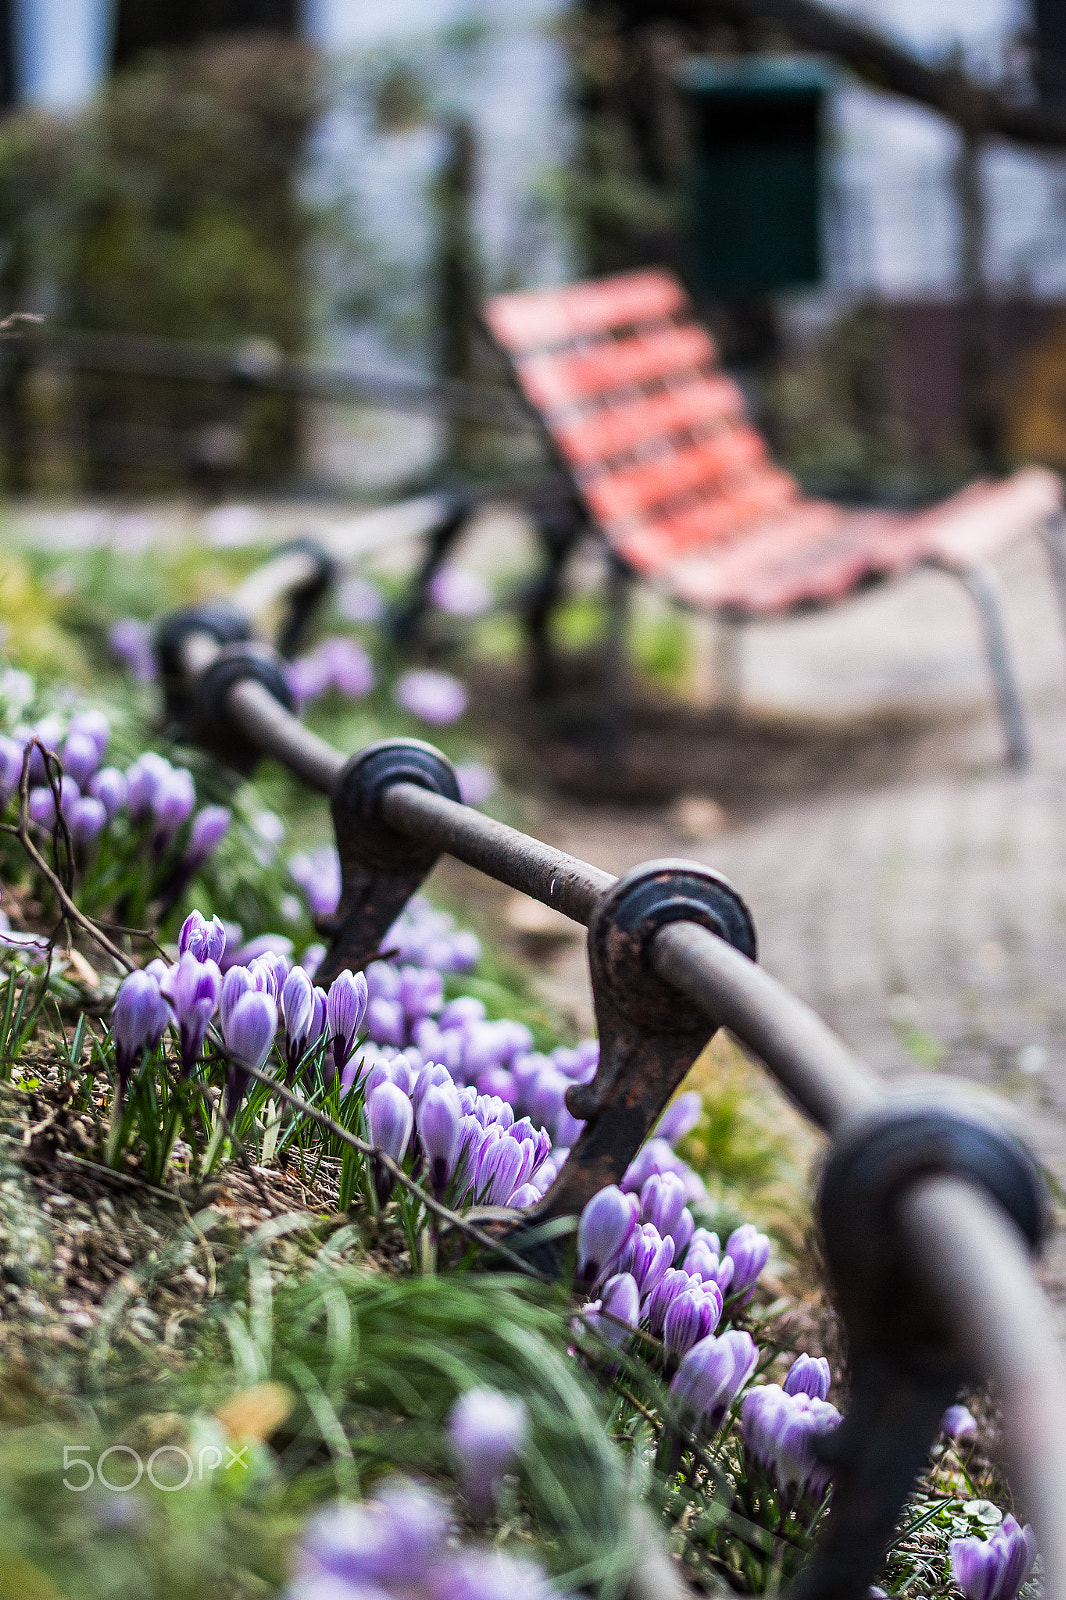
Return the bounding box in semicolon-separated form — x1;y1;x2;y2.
165;620;1066;1600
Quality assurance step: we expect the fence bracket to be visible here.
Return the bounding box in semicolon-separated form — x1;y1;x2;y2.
793;1102;1047;1600
314;738;462;988
521;860;756;1230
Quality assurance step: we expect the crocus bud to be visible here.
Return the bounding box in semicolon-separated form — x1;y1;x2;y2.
448;1387;528;1513
68;794;106;852
183;805;232;869
152;767;196;847
663;1286;721;1358
125;753;167;822
670;1328;759;1432
161;954;222;1076
60;730;100;788
640;1171;687;1241
645;1268;694;1336
941;1403;978;1442
950;1516;1036;1600
281;966;320;1082
367;1081;413;1206
178;910;227;965
221;989;278;1117
725;1223;771;1298
576;1184;637;1285
111;969;170;1102
418;1083;462;1198
784;1354;831;1401
248;950;288;999
438;996;486;1030
220;965;254;1033
88;767;127;820
326;969;369;1081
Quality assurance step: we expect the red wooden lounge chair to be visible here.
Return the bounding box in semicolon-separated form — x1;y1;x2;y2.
485;269;1066;766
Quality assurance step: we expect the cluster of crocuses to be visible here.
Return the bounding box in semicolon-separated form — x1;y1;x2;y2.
289;1384;547;1600
287;1443;562;1600
574;1179;770;1361
287;637;375;708
0;710;231;890
111;909;366;1116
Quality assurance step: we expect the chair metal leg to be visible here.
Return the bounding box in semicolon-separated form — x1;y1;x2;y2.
599;552;632;747
522;499;582;699
1041;509;1066;657
959;564;1029;769
387;491;477;646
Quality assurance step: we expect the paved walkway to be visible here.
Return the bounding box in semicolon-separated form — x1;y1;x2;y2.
501;531;1066;1287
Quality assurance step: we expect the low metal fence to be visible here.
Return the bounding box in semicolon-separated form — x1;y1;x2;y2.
156;542;1066;1600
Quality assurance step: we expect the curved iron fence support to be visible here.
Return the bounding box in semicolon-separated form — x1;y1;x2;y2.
152;598;1066;1600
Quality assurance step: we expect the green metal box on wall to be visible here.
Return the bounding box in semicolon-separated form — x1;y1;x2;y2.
678;57;830;297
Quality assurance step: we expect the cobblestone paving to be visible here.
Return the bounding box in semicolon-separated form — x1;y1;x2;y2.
525;534;1066;1291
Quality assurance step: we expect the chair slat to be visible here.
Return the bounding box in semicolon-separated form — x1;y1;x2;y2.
518;325;716;410
486;270;685;352
553;375;745;469
583;429;768;525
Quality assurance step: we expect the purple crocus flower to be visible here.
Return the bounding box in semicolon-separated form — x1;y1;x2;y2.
111;969;170;1102
68;794;106;851
645;1268;697;1336
319;636;375;698
182;805;232;871
418;1083;463;1198
582;1271;641;1348
394;668;468;725
475;1132;533;1206
439;996;486;1030
684;1239;735;1296
109;618;156;682
68;710;110;762
725;1223;771;1298
88;766;127;820
150;767;196;850
125;753;168;822
742;1384;842;1502
326;969;369;1081
296;1477;449;1589
289;845;341;920
161;954;222;1076
576;1185;637;1286
950;1517;1037;1600
221;989;278;1117
367;995;405;1048
178;911;227;964
784;1354;832;1401
248;950;289;999
670;1328;759;1430
28;778;78;829
663;1284;723;1358
60;730;100;788
429;565;491;617
672;1208;696;1260
656;1090;702;1146
456;762;496;807
337;574;385;623
448;1386;528;1513
640;1171;687;1242
430;1549;563;1600
281;966;326;1083
942;1403;978;1442
399;965;444;1022
0;736;23;808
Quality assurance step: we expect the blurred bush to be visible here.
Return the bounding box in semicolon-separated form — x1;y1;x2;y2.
0;33;317;493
